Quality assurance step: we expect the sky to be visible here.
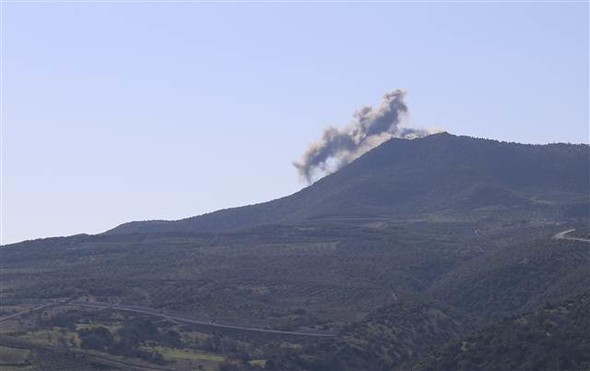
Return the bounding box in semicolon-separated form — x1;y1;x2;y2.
2;1;588;244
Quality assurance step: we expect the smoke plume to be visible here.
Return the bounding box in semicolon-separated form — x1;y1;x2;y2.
294;89;429;183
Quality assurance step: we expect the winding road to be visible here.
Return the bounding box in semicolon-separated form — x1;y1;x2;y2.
0;302;58;323
0;299;338;338
553;229;590;243
4;229;587;336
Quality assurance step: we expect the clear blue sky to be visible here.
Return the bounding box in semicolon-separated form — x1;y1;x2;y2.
2;1;588;244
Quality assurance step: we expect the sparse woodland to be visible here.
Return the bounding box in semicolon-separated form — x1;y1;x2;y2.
1;134;589;370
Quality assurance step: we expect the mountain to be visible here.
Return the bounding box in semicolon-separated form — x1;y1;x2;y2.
106;132;590;236
2;132;589;370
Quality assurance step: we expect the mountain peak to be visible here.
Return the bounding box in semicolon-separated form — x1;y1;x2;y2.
106;134;589;236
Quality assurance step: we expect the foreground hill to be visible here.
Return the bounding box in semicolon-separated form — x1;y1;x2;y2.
107;132;589;236
430;233;590;321
411;292;590;371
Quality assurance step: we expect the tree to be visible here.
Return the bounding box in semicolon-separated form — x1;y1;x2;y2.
78;326;114;351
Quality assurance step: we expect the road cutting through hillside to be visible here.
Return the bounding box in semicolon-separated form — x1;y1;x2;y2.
0;302;59;323
553;229;590;243
0;299;338;338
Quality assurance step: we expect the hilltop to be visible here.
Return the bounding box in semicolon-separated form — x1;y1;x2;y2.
107;132;589;235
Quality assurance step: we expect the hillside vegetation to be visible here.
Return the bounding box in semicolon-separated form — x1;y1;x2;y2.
411;292;590;371
107;133;589;235
1;133;588;370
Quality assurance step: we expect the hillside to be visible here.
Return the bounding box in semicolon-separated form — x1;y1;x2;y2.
1;133;589;370
410;292;590;371
429;231;590;321
106;132;589;236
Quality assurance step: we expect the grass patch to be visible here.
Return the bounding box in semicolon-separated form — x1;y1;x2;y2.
0;345;31;365
75;323;120;333
249;359;267;367
145;346;225;362
18;328;78;347
0;366;34;371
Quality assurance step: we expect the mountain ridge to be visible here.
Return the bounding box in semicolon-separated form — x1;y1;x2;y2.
105;132;589;236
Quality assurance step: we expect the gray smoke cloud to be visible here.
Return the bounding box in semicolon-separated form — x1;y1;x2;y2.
294;89;429;183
